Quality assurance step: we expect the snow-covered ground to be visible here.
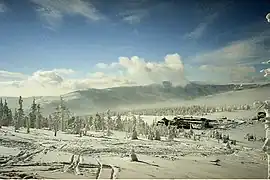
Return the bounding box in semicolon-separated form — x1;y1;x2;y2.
0;109;267;179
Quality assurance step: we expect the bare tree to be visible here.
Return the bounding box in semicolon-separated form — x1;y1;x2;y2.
16;96;24;132
53;105;61;137
26;116;30;134
131;116;138;140
106;110;113;136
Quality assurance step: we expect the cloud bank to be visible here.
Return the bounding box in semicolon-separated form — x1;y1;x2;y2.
0;54;188;97
187;32;270;83
0;50;267;97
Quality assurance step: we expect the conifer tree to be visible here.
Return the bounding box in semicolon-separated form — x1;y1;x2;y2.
18;96;24;129
101;114;105;131
29;98;37;128
106;110;113;136
115;114;123;131
48;114;53;130
131;115;138;140
14;108;19;130
2;99;10;126
26;116;30;134
36;104;42;129
53;105;61;136
42;117;49;128
83;116;90;136
88;116;93;127
7;108;13;126
59;96;66;131
75;116;82;135
94;113;102;131
68;116;75;127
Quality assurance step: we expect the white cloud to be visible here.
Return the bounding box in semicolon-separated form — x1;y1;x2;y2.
0;54;189;97
52;68;75;75
185;31;270;83
62;74;136;91
199;65;255;73
0;52;267;97
122;14;142;24
96;62;119;69
29;70;64;86
184;13;218;40
118;8;148;25
96;54;188;87
0;71;27;81
116;54;187;86
191;33;270;66
199;65;257;83
184;22;209;40
0;2;7;13
0;68;78;97
0;68;137;97
30;0;103;28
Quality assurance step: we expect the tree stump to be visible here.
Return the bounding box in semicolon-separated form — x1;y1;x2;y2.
154;130;161;140
131;129;138;140
130;149;138;162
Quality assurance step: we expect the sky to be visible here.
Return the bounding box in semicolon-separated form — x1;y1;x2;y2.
0;0;269;97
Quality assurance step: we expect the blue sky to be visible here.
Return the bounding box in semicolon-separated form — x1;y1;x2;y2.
0;0;269;96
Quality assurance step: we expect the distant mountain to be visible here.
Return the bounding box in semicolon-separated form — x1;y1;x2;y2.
2;82;270;116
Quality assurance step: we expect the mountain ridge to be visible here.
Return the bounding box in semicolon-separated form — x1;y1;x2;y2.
1;81;269;116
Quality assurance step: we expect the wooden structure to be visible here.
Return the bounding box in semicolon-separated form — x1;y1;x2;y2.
157;116;216;129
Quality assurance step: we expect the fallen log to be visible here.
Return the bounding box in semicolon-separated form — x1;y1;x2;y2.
95;157;103;179
74;154;82;175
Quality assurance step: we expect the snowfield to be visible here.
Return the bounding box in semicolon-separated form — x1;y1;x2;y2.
0;86;269;179
0;109;267;179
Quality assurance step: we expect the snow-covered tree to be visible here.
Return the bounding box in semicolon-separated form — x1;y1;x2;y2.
14;109;19;131
94;113;102;131
106;110;113;136
7;108;13;126
83;116;90;136
59;96;69;131
75;116;82;135
26;116;30;134
42;117;49;128
147;128;154;140
68;116;75;127
115;114;123;131
29;98;37;128
17;96;24;129
167;126;175;141
154;127;161;140
2;99;10;126
52;105;61;137
88;116;93;127
136;115;145;135
132;115;137;127
131;124;138;140
36;104;42;129
48;114;53;130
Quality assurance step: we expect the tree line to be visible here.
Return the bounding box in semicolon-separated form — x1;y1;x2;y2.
0;96;147;139
0;96;43;132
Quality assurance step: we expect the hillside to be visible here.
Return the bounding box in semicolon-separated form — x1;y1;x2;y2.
38;82;270;115
1;82;269;116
